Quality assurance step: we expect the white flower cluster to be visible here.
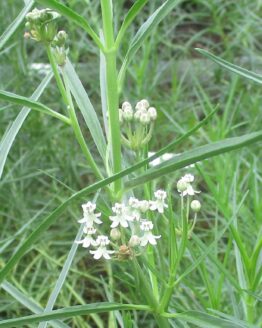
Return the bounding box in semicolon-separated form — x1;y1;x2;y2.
177;174;200;196
76;190;168;260
119;99;157;125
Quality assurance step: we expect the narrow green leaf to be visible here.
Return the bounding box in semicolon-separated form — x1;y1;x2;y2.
0;72;53;179
0;0;34;51
0;111;216;283
125;131;262;189
118;0;181;89
0;89;71;125
36;0;103;50
1;281;69;328
63;60;107;161
0;303;150;327
115;0;149;48
165;310;255;328
195;48;262;84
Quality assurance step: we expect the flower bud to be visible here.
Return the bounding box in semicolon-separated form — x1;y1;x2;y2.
122;101;132;111
110;228;121;240
177;179;188;192
128;235;140;247
135;99;149;110
122;107;133;121
191;200;201;212
119;108;123;123
139;200;149;212
148;107;157;121
139;112;150;125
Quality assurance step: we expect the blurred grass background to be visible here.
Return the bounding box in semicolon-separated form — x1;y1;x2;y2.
0;0;261;326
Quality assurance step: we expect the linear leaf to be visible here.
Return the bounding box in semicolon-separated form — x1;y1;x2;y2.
0;89;71;124
63;60;107;161
0;0;34;51
115;0;149;47
1;281;69;328
167;310;255;328
0;303;150;327
125;131;262;189
118;0;181;89
36;0;103;50
0;72;53;179
195;48;262;84
0;111;217;283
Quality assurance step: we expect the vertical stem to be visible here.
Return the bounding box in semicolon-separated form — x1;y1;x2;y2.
101;0;122;198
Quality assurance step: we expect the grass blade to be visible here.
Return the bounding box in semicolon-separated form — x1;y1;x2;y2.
0;303;150;327
195;48;262;84
115;0;149;48
125;131;262;189
63;60;107;161
165;310;255;328
36;0;103;50
1;281;69;328
0;72;53;179
0;89;71;125
118;0;181;89
0;0;34;50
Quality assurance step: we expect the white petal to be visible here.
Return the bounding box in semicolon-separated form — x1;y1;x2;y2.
90;248;103;260
120;220;129;228
110;220;119;228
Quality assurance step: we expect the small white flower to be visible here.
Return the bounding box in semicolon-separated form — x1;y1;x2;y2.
140;221;161;246
75;227;97;248
109;203;133;228
78;201;102;227
177;175;200;196
182;174;194;183
128;197;140;208
90;235;114;260
149;190;168;213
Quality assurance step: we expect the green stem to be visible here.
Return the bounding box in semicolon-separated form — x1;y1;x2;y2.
46;45;68;106
101;0;122;198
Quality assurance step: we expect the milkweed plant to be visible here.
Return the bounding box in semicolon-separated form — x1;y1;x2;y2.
0;1;261;328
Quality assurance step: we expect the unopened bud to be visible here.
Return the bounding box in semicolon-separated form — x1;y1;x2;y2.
177;179;188;192
128;235;140;247
140;112;150;125
110;228;121;240
122;101;132;111
191;200;201;212
148;107;157;121
136;99;149;110
139;200;149;212
122;107;133;121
